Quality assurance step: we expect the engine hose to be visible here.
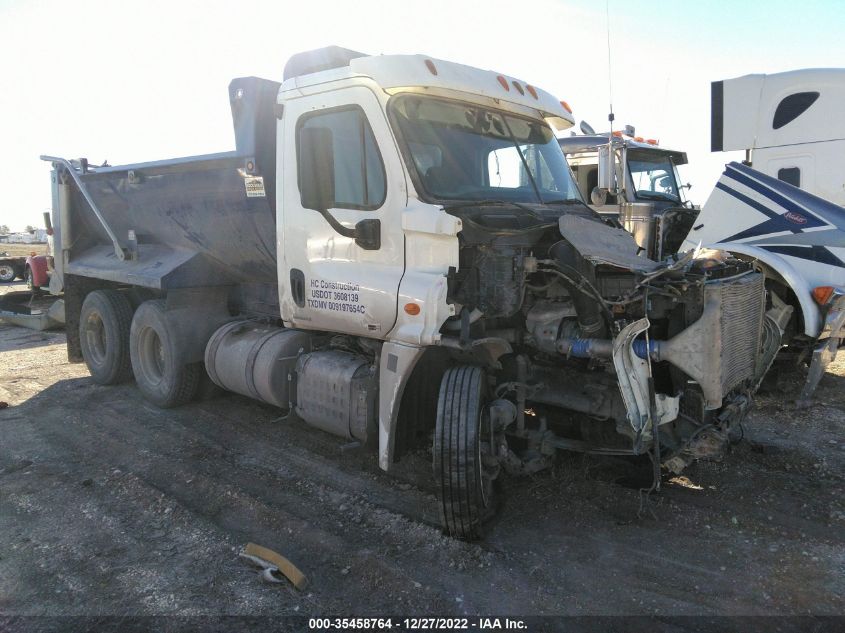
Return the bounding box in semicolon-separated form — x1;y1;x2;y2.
537;266;613;336
557;337;661;360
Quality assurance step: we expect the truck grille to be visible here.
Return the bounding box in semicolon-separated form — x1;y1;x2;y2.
715;272;766;395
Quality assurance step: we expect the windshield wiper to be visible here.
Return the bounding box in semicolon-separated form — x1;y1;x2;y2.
443;199;537;213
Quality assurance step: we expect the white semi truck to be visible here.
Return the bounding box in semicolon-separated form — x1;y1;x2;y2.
689;70;845;403
710;68;845;205
43;47;781;539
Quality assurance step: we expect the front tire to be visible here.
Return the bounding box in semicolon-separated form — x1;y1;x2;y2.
79;290;134;385
434;365;499;540
130;300;200;408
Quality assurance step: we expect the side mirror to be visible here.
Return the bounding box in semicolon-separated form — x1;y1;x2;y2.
43;211;54;235
299;126;336;212
298;126;381;250
590;187;608;206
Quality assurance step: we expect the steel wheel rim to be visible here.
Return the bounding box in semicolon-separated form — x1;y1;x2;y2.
0;265;14;281
138;326;165;385
84;311;107;366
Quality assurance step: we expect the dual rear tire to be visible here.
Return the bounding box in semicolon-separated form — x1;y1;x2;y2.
79;293;200;408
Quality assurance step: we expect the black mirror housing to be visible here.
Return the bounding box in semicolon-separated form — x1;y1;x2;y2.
354;219;381;250
298;125;381;251
300;126;335;212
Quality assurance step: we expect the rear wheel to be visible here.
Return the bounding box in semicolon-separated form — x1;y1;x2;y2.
0;264;15;283
130;300;200;408
434;365;499;540
79;290;134;385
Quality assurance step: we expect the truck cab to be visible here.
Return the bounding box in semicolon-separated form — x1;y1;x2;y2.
559;131;699;260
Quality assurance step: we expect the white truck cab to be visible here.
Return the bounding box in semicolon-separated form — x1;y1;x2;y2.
711;68;845;205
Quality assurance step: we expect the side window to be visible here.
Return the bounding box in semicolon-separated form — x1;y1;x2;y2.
772;92;819;130
777;167;801;187
297;107;386;209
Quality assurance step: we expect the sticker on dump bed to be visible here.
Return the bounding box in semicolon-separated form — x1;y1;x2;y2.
244;176;266;197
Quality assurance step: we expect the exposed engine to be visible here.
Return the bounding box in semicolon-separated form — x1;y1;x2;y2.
439;205;783;475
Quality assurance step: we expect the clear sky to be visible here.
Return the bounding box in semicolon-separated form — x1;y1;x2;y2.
1;0;843;230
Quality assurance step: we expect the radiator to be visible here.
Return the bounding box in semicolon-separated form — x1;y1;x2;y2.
712;272;766;396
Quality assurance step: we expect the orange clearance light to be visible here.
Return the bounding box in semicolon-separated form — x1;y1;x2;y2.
560;100;572;113
512;81;525;95
812;286;835;305
646;138;658;145
525;84;538;99
496;75;510;91
634;136;644;142
612;130;623;137
424;59;438;75
404;303;421;315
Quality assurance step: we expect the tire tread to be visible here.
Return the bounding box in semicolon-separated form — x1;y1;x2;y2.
434;365;490;540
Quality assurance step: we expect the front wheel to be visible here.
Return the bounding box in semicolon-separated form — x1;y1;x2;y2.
434;365;499;540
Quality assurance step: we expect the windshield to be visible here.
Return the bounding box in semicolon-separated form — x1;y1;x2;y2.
389;95;582;205
627;149;681;203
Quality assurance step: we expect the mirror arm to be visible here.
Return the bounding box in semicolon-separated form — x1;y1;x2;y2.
314;207;380;250
316;207;358;238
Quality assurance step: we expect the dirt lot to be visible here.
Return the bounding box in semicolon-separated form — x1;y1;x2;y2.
1;280;843;620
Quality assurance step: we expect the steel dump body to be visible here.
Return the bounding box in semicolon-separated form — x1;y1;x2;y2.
53;77;281;291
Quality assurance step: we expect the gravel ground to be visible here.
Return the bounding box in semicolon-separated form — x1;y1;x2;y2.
0;281;843;620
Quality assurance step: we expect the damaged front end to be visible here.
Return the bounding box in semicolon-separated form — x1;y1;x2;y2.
442;206;787;477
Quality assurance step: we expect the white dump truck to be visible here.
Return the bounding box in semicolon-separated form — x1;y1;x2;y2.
43;47;781;538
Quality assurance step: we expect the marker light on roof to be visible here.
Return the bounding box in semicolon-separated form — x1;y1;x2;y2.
634;136;644;142
525;85;538;99
646;139;658;145
496;75;510;91
560;100;572;113
424;59;438;76
512;81;524;95
612;131;623;137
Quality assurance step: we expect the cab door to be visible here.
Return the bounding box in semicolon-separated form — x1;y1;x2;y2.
278;86;406;338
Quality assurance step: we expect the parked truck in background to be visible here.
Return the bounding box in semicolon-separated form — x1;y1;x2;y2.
559;128;699;261
42;47;784;539
561;112;843;404
685;70;845;404
710;68;845;205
